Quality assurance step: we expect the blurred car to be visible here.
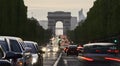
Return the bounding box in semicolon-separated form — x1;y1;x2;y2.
80;43;119;62
52;46;59;52
23;41;43;66
0;45;12;66
0;36;32;66
66;45;79;56
46;44;53;52
64;46;68;53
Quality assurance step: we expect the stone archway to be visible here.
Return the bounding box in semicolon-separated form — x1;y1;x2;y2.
55;21;63;36
47;11;71;36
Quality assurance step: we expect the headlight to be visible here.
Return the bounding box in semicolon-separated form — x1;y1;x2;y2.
42;47;46;52
47;49;51;52
17;61;23;66
32;58;37;64
53;47;59;52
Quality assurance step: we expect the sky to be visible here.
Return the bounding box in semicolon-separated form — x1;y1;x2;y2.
24;0;96;20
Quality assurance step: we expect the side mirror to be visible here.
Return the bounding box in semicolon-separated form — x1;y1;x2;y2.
24;47;32;52
5;52;22;59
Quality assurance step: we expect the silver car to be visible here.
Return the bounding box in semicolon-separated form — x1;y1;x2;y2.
23;41;43;66
0;36;32;66
79;43;119;62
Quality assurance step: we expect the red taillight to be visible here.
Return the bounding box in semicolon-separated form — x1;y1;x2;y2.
96;50;101;52
105;57;120;62
81;56;94;61
115;50;119;53
107;50;119;53
107;50;112;52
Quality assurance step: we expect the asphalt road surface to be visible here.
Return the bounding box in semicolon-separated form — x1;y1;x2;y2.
43;51;59;66
43;50;120;66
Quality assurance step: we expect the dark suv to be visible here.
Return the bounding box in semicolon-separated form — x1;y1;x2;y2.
67;45;79;56
23;41;43;66
0;36;32;66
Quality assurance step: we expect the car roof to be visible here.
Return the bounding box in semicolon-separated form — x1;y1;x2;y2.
83;43;116;47
0;36;23;41
69;45;77;47
24;41;37;45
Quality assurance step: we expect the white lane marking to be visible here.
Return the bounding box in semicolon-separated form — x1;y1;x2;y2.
53;53;62;66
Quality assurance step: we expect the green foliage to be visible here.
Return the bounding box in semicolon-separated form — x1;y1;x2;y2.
0;0;51;45
25;17;52;44
68;0;120;44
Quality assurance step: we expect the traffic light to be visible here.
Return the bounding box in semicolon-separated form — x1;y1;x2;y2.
113;39;118;43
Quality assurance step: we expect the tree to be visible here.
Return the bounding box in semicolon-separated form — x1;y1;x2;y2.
68;0;120;43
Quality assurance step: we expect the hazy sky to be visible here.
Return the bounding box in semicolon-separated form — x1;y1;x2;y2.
24;0;96;20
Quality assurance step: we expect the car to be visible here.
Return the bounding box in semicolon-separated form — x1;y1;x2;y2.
0;44;23;66
64;46;68;53
23;41;43;66
0;45;12;66
46;44;53;52
79;43;119;62
0;36;32;66
66;45;79;56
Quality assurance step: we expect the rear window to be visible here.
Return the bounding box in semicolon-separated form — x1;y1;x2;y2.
69;45;77;48
84;45;118;54
25;43;37;53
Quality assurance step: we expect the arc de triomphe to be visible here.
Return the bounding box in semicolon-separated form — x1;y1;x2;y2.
47;11;71;36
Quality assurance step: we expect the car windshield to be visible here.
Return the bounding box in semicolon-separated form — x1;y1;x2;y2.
84;45;118;54
0;40;9;51
69;45;77;48
25;43;37;53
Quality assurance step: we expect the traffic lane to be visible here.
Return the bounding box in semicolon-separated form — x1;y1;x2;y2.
62;52;80;66
43;51;58;59
63;56;80;66
43;51;59;66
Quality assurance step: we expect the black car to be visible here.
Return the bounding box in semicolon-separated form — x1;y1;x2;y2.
0;36;32;66
23;41;43;66
66;45;79;56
